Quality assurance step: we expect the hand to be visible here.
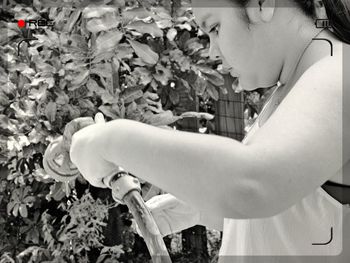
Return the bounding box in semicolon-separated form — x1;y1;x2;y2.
69;113;121;188
137;194;201;237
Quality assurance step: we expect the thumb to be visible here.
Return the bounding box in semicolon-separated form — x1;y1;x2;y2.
146;194;179;212
94;112;106;124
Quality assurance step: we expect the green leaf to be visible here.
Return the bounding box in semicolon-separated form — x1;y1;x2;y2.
95;30;123;56
128;40;159;66
126;21;163;38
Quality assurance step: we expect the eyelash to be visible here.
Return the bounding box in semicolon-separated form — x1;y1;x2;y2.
209;24;220;35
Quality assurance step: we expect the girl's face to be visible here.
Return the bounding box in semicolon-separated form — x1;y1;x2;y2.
192;0;287;91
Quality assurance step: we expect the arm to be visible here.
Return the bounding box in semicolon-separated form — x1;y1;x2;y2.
74;56;347;219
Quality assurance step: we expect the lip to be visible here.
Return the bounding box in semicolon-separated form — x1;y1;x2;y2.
217;64;232;74
229;69;239;78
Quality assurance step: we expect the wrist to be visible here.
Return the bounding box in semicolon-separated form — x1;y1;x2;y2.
97;119;127;163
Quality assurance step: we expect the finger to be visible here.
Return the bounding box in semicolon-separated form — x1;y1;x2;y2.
94;112;106;124
146;194;178;211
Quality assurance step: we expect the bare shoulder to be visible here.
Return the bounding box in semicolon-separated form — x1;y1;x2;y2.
299;41;350;162
299;42;343;89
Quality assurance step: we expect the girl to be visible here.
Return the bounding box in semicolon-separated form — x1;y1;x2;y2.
70;0;350;261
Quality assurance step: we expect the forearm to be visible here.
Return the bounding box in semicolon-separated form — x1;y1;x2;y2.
98;119;256;219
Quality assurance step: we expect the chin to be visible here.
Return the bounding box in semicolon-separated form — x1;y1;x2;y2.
238;80;258;92
241;79;278;92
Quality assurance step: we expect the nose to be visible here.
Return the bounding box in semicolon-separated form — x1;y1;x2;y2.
208;39;221;60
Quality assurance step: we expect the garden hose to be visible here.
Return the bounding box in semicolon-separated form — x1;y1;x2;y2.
43;119;173;263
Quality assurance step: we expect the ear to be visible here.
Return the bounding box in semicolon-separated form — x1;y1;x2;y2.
246;0;276;24
314;0;328;19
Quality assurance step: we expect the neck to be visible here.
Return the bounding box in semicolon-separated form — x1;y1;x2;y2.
278;24;322;89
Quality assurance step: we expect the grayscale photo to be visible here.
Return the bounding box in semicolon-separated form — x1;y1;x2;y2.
0;0;349;262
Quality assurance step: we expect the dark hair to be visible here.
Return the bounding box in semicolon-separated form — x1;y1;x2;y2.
238;0;350;44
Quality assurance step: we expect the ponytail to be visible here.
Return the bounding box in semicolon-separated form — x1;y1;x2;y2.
322;0;350;44
296;0;350;44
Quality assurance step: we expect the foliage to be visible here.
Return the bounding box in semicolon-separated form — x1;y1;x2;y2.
0;0;230;261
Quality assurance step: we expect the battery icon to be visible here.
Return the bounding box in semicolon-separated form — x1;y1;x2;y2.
315;19;332;28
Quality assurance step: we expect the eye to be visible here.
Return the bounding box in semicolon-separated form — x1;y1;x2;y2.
209;24;220;35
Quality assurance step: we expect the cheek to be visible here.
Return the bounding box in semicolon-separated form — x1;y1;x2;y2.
217;16;253;72
218;27;252;72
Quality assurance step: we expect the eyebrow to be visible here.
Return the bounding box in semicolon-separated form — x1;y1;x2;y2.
199;13;212;31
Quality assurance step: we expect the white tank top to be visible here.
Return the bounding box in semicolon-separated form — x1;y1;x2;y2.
218;91;350;261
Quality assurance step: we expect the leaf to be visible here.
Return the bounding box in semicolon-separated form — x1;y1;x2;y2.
185;38;204;54
197;66;225;86
86;16;120;33
23;195;36;203
98;105;119;119
134;67;152;86
91;63;112;79
121;89;143;104
128;40;159;66
176;22;192;31
83;6;116;19
169;89;179;105
45;29;59;45
7;201;16;215
180;112;214;120
0;115;19;135
70;70;89;87
0;29;18;44
95;30;123;55
144;110;181;126
206;82;219;101
64;10;82;32
45;102;57;122
166;28;177;41
86;79;105;95
153;64;172;86
19;204;28;218
193;75;207;96
122;7;152;22
126;21;163;38
12;203;19;217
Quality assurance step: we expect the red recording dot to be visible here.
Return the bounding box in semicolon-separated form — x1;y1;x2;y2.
17;19;26;28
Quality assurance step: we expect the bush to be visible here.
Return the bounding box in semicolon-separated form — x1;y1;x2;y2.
0;0;230;262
